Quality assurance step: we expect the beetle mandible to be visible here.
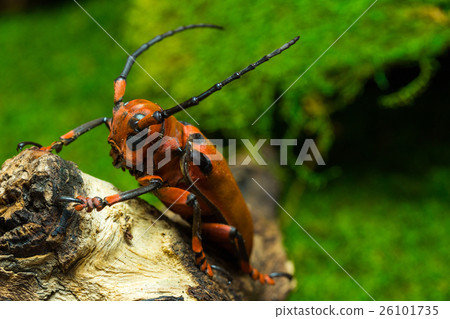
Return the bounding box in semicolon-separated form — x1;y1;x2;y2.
18;24;299;285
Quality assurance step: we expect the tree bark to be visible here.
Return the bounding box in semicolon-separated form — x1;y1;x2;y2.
0;149;294;300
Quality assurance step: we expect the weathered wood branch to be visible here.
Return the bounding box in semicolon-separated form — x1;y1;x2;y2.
0;149;294;300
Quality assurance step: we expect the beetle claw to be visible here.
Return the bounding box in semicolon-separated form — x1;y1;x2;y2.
17;141;43;152
269;272;293;281
59;195;85;205
210;264;233;284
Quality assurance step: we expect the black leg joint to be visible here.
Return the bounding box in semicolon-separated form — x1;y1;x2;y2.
229;227;250;263
151;179;163;189
186;193;197;207
93;196;107;208
195;252;206;265
152;111;164;123
228;226;238;241
52;141;63;153
115;75;126;82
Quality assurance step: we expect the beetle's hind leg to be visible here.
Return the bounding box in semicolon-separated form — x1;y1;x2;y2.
201;223;292;285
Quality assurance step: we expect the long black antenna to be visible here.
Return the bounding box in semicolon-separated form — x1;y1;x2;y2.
160;36;300;119
118;24;223;81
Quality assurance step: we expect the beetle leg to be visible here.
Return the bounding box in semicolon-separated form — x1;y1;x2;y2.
201;223;293;285
17;117;111;153
59;178;162;212
155;187;196;220
154;187;213;277
189;194;214;277
137;175;164;187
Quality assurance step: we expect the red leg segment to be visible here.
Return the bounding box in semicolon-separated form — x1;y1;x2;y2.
154;187;195;219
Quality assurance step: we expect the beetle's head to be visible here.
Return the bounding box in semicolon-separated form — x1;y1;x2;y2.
108;99;164;172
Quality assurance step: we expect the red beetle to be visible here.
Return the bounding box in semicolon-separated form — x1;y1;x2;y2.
18;24;299;285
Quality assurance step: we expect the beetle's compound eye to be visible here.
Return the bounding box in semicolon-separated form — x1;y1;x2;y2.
129;113;145;132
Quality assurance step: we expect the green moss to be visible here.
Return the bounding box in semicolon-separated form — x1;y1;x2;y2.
284;171;449;300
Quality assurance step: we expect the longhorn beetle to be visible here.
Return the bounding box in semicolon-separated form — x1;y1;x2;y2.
18;24;299;285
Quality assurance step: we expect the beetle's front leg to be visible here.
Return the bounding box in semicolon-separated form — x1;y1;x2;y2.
17;117;111;153
60;176;163;212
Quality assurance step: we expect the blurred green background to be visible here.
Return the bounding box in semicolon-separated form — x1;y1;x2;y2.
0;0;449;300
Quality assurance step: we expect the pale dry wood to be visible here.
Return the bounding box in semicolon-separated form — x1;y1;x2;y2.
0;149;294;300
